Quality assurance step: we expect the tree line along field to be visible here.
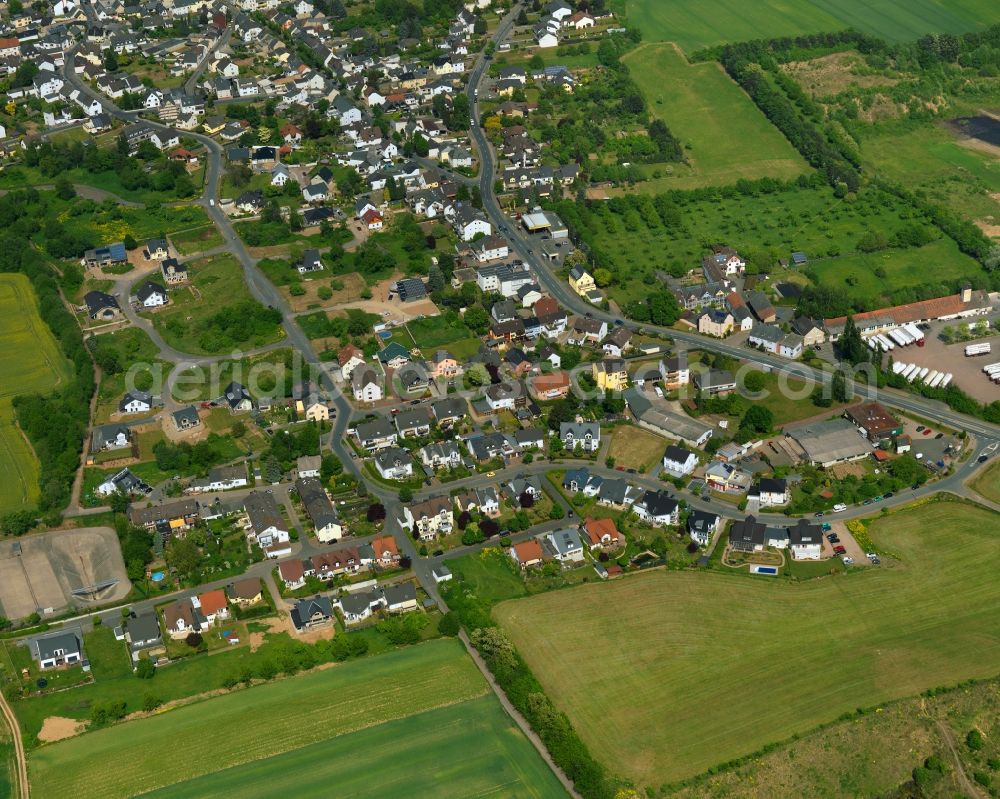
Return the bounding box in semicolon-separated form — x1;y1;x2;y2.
555;183;985;313
28;640;508;799
143;696;568;799
618;0;1000;53
494;500;1000;791
0;274;72;514
620;43;810;190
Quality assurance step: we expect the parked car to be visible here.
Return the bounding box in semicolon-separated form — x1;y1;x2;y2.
832;503;847;512
883;492;894;499
922;429;933;436
935;432;944;439
834;545;847;555
979;455;990;463
842;556;854;565
826;533;839;543
814;511;824;518
916;425;925;432
863;498;873;505
821;523;832;531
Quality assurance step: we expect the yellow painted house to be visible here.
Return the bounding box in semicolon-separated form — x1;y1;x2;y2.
568;264;596;296
593;359;628;392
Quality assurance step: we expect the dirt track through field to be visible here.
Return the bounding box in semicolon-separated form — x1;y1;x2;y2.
0;686;29;797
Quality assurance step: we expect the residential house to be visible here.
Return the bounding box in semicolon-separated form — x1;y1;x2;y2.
581;517;623;550
291;596;333;631
352;366;383;403
399;496;454;540
383;583;418;614
593;359;628;392
787;518;823;560
632;490;680;526
687;510;721;547
84;290;121;320
698;309;734;338
338;344;366;380
244;490;291;557
419;441;462;470
377;342;410;370
197;589;230;625
163;599;205;639
510;538;544;569
431;397;467;428
223;381;254;412
296;477;342;542
92;423;131;451
374;447;414;480
278;558;306;590
693;369;737;396
568;264;595;296
136;281;168;308
119;390;152;415
662;445;698;477
394;407;431;438
186;464;248;493
542;528;584;562
756;477;789;507
372;535;399;568
355;418;398;451
34;632;82;670
430;350;460;380
172;406;201;431
560;420;600;452
227;578;263;607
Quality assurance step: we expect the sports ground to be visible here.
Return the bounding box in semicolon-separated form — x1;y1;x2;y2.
0;274;71;514
28;640;565;799
495;501;1000;788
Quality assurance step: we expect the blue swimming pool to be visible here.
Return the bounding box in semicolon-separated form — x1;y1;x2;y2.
751;565;778;576
150;570;165;582
378;330;392;340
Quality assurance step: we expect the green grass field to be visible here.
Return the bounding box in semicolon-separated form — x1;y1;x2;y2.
495;500;1000;789
28;640;490;799
971;460;1000;505
607;426;667;472
622;43;809;189
169;224;225;257
862;121;1000;225
619;0;999;52
148;254;286;355
804;237;983;305
0;274;72;513
143;695;567;799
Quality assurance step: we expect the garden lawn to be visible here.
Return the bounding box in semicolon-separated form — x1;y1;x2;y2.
143;695;567;799
495;500;1000;789
0;274;72;513
91;327;171;424
621;0;999;52
607;426;667;472
27;640;487;799
406;315;479;355
446;552;529;604
147;254;285;355
622;43;809;189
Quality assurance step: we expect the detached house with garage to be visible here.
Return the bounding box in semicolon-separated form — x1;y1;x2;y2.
662;445;698;478
374;447;414;480
787;518;823;560
243;490;291;558
34;631;83;670
687;510;722;547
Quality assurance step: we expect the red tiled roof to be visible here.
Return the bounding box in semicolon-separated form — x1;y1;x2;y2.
825;292;988;329
279;559;304;581
198;589;228;617
512;540;543;563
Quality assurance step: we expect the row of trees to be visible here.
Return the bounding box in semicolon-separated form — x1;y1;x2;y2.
1;190;94;517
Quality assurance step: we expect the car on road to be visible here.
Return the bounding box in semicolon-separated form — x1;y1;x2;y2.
614;319;625;326
832;503;847;512
814;511;824;517
626;468;637;474
935;432;944;439
979;455;990;463
874;495;883;502
486;471;495;477
567;509;574;517
883;492;893;499
863;498;873;505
